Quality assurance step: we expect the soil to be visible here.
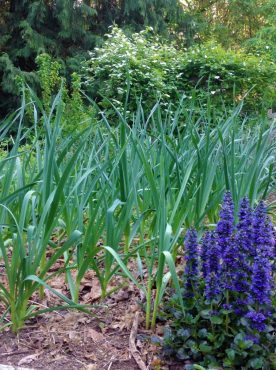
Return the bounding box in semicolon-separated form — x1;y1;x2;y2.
0;269;183;370
0;304;141;370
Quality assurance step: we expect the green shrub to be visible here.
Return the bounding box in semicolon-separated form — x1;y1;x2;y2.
84;26;181;116
18;53;96;133
180;42;276;114
84;27;276;119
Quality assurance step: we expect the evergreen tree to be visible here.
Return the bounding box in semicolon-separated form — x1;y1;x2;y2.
0;0;97;116
0;0;190;117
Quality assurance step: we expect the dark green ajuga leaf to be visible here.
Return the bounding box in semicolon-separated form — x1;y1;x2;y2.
184;298;197;310
177;328;191;338
199;342;213;353
266;325;275;333
269;355;276;369
173;310;183;319
213;334;225;349
241;340;254;350
233;333;244;345
223;358;233;368
234;333;253;349
226;348;236;361
185;313;196;324
198;328;208;338
200;309;211;319
240;317;248;326
206;332;216;342
221;309;233;315
186;339;197;348
210;316;223;324
192;314;201;324
241;350;249;358
204;355;220;367
248;357;265;369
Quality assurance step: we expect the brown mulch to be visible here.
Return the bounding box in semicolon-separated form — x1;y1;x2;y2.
0;303;141;370
0;268;184;370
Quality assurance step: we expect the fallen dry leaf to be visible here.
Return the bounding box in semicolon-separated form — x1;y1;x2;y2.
86;328;105;343
18;352;42;366
85;364;97;370
84;353;97;361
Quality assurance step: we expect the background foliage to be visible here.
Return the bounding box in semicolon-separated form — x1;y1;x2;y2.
84;28;276;117
1;0;276;118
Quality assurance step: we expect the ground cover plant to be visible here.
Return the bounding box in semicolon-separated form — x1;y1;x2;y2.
163;192;275;369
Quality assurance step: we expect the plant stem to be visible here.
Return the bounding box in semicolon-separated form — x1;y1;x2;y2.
225;291;230;334
145;276;152;330
151;285;160;330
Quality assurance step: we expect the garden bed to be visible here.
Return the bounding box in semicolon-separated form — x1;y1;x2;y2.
0;268;183;370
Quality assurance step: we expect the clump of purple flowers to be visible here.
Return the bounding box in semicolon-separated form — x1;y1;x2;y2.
183;228;199;298
202;231;221;300
216;191;235;256
245;311;267;332
183;192;275;332
165;193;275;368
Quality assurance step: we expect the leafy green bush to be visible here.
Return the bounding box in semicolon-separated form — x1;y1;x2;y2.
18;53;96;133
84;26;181;116
84;27;276;118
180;42;276;113
37;53;97;133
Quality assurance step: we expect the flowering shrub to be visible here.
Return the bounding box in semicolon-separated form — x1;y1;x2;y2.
163;192;275;369
84;26;181;116
84;27;276;119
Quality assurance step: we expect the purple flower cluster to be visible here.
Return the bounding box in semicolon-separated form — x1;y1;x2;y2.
183;192;275;332
253;201;274;258
183;228;199;298
233;197;253;293
202;231;221;300
237;197;254;257
250;255;272;305
216;191;234;256
245;311;267;332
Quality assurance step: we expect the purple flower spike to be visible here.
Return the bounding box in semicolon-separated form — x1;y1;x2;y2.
216;191;235;257
253;201;274;259
183;228;199;298
250;254;272;306
222;236;239;290
237;197;254;257
204;231;221;301
233;197;254;293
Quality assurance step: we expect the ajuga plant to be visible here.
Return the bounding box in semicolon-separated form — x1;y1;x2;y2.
163;192;275;370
